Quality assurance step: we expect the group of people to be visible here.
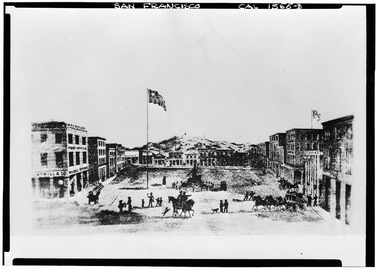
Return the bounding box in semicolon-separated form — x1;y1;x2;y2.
243;191;253;201
118;197;132;213
307;194;318;207
219;199;229;213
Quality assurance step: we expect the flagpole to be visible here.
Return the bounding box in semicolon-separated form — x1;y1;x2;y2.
311;110;313;130
146;88;149;190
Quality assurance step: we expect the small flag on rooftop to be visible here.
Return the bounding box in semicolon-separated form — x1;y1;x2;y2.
148;89;167;111
312;110;321;122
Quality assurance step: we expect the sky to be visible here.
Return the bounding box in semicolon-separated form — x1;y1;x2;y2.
9;6;366;148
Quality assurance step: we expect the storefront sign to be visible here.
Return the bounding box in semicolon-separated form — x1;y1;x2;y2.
35;171;67;177
68;146;87;151
68;166;89;175
304;151;323;156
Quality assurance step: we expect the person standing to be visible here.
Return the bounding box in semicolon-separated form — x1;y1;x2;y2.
313;195;318;207
219;200;224;213
147;192;154;207
127;197;132;212
224;199;229;213
307;195;312;207
118;200;125;213
141;199;145;208
244;192;249;201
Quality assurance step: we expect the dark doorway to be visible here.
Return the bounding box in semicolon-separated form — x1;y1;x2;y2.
77;174;82;192
335;181;341;220
345;184;351;225
294;170;302;184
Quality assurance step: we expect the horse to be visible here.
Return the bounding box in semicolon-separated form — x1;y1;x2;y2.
181;199;195;218
252;195;268;211
275;196;286;211
168;196;195;218
265;195;276;210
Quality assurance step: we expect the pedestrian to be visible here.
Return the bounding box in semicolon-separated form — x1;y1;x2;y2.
147;192;154;207
307;195;312;207
219;200;224;213
244;192;249;201
224;199;229;213
159;197;163;206
127;197;132;212
118;200;125;213
313;195;318;207
142;199;145;208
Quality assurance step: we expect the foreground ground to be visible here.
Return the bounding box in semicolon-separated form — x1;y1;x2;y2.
32;167;351;235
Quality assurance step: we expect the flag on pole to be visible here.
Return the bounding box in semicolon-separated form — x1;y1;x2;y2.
148;89;167;111
312;110;321;122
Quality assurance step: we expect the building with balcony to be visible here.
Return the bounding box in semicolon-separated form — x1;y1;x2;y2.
168;151;184;166
31;121;89;199
198;147;217;166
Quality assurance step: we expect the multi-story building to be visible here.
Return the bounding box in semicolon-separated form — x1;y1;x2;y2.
254;142;269;169
216;148;234;166
106;143;117;177
116;144;125;172
321;115;354;225
153;152;167;166
138;150;153;165
88;136;107;184
168;151;184;166
198;147;217;166
31;121;89;199
268;133;286;177
282;128;323;184
124;150;139;165
184;150;199;166
232;150;248;167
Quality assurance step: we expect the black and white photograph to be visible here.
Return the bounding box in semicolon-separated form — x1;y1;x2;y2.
4;1;373;267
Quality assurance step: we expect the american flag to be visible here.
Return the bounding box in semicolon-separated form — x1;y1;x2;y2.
148;89;167;111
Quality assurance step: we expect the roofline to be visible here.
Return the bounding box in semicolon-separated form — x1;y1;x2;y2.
285;128;323;132
322;115;354;126
88;136;107;140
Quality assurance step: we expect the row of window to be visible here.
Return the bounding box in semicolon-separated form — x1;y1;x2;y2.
68;152;87;167
98;140;105;147
40;133;87;145
68;134;86;145
98;149;106;156
40;152;87;167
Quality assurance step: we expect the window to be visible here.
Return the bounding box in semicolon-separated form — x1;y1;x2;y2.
75;135;80;144
55;133;63;143
83;152;87;163
55;152;64;167
41;153;48;166
68;134;73;144
69;152;74;166
41;134;47;142
76;152;80;165
82;137;86;145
